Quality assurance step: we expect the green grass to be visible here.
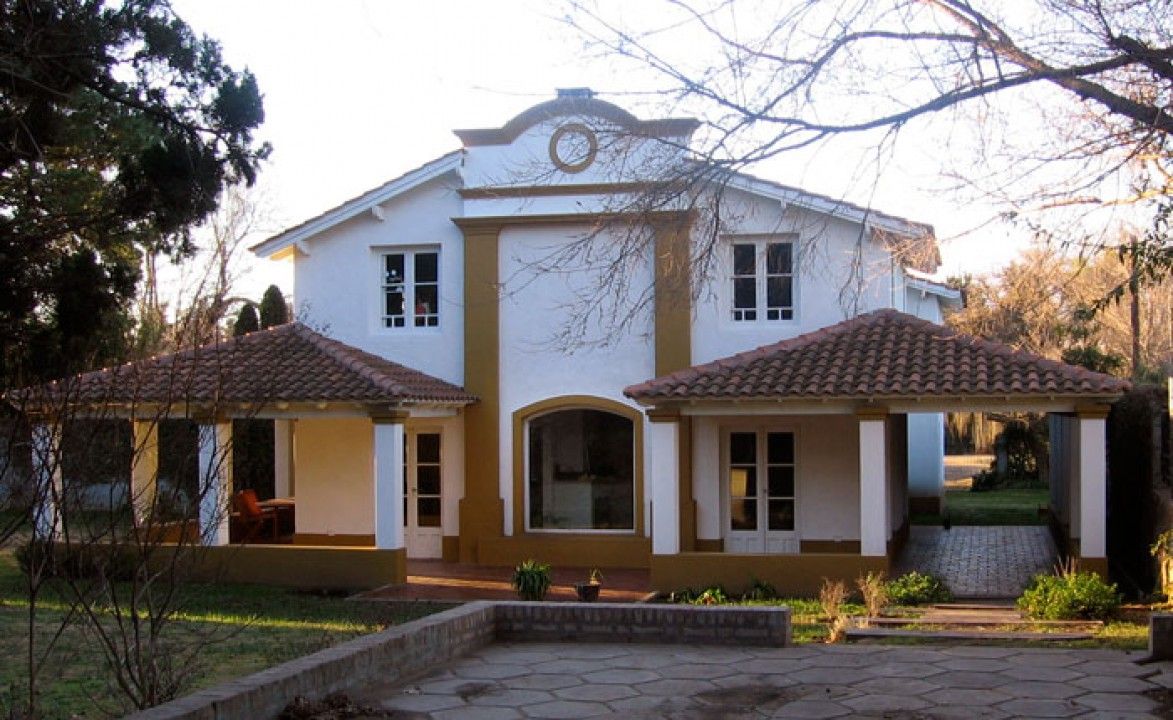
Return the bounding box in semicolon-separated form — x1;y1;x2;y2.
912;487;1050;526
0;549;445;719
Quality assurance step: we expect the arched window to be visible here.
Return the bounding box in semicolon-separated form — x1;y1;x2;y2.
526;408;634;531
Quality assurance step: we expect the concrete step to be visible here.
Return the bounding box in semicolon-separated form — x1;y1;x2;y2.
846;627;1094;642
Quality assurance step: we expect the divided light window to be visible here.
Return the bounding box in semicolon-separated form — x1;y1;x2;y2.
382;249;439;328
731;238;794;322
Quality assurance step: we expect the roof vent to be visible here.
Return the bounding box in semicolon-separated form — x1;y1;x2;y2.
556;87;595;99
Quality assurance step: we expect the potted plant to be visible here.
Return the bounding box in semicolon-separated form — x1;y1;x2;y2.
511;559;552;601
574;568;603;602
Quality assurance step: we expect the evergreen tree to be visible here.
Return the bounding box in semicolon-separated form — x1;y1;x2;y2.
258;284;288;328
233;304;259;336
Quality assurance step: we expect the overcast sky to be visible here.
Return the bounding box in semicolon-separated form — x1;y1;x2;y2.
168;0;1026;302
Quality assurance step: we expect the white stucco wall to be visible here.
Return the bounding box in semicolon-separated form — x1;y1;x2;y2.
904;285;947;500
294;417;374;537
497;224;657;536
691;414;862;545
292;174;466;386
691;190;901;365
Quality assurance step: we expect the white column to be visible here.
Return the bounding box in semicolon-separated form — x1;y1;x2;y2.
273;419;293;498
650;419;680;555
373;420;405;550
859;415;889;557
131;421;159;524
198;422;232;546
1078;415;1108;559
31;423;62;540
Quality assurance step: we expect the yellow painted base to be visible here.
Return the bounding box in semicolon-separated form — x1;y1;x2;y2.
651;553;889;597
1078;556;1109;578
442;535;460;562
293;533;375;547
478;534;652;569
800;540;862;554
152;544;406;590
694;538;723;553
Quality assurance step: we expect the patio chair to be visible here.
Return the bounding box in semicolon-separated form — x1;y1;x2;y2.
231;489;280;542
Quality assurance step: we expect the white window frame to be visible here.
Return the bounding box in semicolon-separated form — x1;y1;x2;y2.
377;246;440;331
727;234;797;324
522;407;637;535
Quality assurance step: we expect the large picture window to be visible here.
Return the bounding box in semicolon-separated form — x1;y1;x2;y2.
527;409;635;531
731;237;794;322
382;248;439;328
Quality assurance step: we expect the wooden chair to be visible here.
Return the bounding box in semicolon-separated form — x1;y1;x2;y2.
232;489;280;542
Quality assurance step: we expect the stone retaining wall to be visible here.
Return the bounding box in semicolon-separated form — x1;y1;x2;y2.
122;601;791;720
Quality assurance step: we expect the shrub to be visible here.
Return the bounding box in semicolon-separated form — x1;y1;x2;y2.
886;571;952;605
856;571;888;617
510;559;552;601
1017;567;1120;620
15;538;136;581
744;577;777;601
818;578;848;621
692;586;728;605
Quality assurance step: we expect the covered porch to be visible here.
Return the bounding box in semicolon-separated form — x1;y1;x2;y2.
14;323;475;589
626;310;1128;595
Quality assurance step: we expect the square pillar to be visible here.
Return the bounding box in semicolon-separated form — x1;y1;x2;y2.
131;420;159;525
273;419;294;498
859;411;889;557
649;414;681;556
198;422;232;546
373;418;405;550
31;423;62;540
1077;411;1108;560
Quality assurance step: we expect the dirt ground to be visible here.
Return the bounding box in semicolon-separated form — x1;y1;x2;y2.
944;453;993;490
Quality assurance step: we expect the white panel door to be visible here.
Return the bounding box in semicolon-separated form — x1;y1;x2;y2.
724;429;798;554
404;431;443;558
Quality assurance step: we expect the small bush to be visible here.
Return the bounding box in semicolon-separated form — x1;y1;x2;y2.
886;571;952;605
818;578;848;621
510;559;552;601
692;586;728;605
1017;567;1120;620
856;571;888;617
744;577;777;601
15;538;136;581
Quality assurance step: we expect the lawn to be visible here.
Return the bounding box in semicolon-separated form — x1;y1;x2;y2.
913;487;1050;526
0;549;445;719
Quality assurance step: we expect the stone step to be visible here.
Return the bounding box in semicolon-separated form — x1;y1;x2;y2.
845;627;1094;642
863;616;1103;628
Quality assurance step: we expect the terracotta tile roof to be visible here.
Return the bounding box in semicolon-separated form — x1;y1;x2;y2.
624;309;1129;403
14;323;476;409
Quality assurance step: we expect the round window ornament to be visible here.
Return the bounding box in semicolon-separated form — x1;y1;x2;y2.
548;123;598;174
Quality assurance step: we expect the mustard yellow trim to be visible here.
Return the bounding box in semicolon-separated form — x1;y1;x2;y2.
478;535;652;569
292;533;375;547
460;223;504;562
855;405;890;419
1076;403;1112;419
654;220;692;377
511;395;645;538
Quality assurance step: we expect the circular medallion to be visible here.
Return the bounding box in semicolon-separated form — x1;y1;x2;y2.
548;123;598;174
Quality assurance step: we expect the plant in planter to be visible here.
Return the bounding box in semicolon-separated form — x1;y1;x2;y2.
511;559;552;601
574;568;604;602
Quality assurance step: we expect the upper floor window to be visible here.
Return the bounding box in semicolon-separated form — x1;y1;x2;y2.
731;238;794;322
382;249;439;328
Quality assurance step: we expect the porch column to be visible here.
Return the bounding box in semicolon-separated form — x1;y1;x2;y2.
30;423;63;540
273;419;293;498
858;410;889;557
649;413;680;555
131;420;159;524
1077;408;1108;563
198;422;232;546
372;417;405;550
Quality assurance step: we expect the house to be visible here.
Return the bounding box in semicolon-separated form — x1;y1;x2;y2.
19;90;1128;593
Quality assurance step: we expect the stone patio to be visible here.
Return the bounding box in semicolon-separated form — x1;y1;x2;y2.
353;641;1173;719
895;525;1058;598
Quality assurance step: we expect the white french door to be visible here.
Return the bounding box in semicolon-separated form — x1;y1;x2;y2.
724;429;798;554
403;430;442;558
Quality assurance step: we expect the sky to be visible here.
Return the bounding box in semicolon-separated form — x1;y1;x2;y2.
167;0;1028;304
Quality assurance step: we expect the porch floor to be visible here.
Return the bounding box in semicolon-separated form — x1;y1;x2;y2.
356;560;654;602
894;525;1057;599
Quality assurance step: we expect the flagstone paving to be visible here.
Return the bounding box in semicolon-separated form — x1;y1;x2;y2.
895;525;1057;598
351;642;1173;719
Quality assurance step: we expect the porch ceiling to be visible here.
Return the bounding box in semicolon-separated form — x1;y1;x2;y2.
10;322;476;416
625;309;1128;410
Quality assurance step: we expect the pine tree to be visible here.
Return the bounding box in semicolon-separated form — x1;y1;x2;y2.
233;304;260;336
258;285;289;328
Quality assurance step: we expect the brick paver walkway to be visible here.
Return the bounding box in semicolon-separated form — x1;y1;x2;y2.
353;642;1173;719
895;526;1057;598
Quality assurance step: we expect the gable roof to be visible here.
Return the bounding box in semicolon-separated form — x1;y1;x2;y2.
624;309;1128;404
251;150;463;259
13;323;476;411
